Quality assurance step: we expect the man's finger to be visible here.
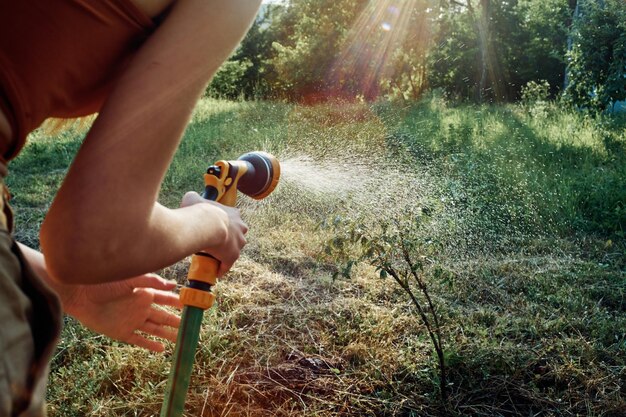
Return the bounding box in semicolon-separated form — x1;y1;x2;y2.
126;333;164;352
148;306;181;328
126;273;176;291
180;191;206;207
151;289;183;309
141;321;178;343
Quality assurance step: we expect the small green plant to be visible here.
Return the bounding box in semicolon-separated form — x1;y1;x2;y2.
521;80;551;105
522;80;550;104
521;80;551;119
325;210;448;403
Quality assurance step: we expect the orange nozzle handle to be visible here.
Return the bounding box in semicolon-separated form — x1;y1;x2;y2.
180;152;280;309
188;253;220;284
180;162;237;308
180;251;220;308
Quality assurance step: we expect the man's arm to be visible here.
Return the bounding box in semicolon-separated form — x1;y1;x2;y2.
41;0;261;284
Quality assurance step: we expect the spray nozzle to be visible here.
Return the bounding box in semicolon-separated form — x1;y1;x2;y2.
201;151;280;205
236;151;280;199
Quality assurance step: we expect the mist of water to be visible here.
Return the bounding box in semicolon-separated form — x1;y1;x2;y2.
274;153;433;220
279;155;371;196
239;146;549;261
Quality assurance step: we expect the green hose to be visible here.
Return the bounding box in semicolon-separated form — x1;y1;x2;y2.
159;152;280;415
160;306;205;417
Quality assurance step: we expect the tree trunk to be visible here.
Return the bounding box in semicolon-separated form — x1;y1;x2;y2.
564;0;580;90
470;0;507;102
476;0;489;101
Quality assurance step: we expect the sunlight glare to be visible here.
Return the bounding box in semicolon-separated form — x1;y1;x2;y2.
329;0;420;99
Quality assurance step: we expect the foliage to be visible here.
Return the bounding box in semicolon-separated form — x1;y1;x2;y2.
325;211;448;403
513;0;572;96
211;0;626;107
372;1;435;101
521;80;551;105
429;0;573;102
205;0;623;108
267;0;368;100
205;5;280;100
205;59;252;99
265;0;443;102
230;6;281;99
564;0;626;112
520;79;552;119
427;3;479;101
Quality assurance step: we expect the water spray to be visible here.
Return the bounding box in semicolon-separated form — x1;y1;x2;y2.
160;151;280;417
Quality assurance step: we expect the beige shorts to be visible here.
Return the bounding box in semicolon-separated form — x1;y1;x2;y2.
0;180;62;416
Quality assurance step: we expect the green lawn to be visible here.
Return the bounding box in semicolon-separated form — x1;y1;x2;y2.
8;97;625;416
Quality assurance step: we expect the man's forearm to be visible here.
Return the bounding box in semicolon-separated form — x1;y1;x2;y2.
40;0;261;285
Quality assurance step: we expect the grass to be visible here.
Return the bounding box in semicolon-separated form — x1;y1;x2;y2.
6;96;625;416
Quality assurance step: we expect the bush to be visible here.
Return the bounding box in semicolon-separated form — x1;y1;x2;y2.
521;80;551;105
205;59;253;100
325;210;449;402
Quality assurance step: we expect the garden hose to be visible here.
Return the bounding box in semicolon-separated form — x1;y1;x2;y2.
160;151;280;417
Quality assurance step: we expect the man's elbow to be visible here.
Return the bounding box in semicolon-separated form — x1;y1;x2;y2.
40;218;107;284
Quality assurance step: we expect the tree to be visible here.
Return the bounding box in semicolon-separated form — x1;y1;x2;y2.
514;0;572;97
205;4;280;99
564;0;626;111
428;2;481;100
209;0;618;106
429;0;576;102
364;1;435;101
267;0;368;101
205;59;252;99
471;0;508;101
429;0;511;102
266;0;434;102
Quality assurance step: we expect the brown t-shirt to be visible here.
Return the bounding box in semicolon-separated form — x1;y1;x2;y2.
0;1;157;414
0;0;156;162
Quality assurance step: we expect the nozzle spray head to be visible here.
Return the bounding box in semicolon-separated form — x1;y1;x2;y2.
202;151;280;205
237;151;281;200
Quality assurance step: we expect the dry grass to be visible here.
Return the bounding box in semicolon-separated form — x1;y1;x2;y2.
7;98;623;416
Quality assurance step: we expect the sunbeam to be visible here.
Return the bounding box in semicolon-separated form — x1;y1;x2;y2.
329;0;421;100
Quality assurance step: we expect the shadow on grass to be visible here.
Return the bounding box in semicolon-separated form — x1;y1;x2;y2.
383;100;625;240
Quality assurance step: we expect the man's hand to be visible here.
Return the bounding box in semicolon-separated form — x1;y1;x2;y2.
60;274;183;352
181;191;248;277
19;242;182;352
